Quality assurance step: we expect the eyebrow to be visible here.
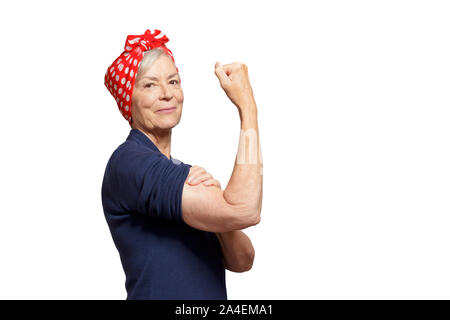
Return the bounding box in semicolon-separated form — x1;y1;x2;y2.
142;73;179;81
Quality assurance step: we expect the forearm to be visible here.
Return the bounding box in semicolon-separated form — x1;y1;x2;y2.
223;99;263;218
216;230;255;272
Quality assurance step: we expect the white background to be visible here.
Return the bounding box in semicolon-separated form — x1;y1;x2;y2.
0;0;449;299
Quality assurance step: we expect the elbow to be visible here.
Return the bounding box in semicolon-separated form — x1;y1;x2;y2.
248;206;261;227
223;191;262;229
250;194;262;226
244;207;262;229
224;201;261;231
233;263;253;273
228;264;252;273
237;208;260;230
228;255;255;273
253;210;261;226
235;254;255;273
241;261;254;272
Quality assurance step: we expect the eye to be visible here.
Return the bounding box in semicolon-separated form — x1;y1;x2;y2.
170;80;179;85
144;83;154;88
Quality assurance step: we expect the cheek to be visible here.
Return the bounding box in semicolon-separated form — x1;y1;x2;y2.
138;95;158;109
175;89;184;103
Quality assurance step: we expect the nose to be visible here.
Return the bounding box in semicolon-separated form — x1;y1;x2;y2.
160;83;173;100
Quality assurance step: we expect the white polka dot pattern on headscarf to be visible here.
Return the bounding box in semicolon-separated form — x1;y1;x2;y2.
104;29;179;124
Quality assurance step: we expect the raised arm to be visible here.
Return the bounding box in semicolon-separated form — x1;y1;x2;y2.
181;62;263;232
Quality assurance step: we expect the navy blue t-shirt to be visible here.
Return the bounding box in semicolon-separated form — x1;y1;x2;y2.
101;128;227;300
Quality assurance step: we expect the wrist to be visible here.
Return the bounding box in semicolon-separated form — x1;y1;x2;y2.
238;99;258;119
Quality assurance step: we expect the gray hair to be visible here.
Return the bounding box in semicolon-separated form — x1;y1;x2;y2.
135;47;170;83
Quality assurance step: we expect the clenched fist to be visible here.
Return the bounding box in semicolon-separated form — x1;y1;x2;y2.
214;61;256;112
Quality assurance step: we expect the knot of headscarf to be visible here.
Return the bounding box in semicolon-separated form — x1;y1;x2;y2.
104;29;178;124
125;29;170;52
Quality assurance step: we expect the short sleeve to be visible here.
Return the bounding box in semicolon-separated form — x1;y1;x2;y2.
108;147;191;221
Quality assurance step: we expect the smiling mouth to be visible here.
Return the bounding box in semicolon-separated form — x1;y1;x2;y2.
156;106;177;113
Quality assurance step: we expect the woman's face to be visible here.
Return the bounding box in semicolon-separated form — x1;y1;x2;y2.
131;54;183;131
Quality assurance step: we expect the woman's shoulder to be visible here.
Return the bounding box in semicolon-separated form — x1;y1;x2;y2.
110;141;157;164
106;140;191;174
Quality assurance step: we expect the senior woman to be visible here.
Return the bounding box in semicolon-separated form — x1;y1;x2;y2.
101;29;263;300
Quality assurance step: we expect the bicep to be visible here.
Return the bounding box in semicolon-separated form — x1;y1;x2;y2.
181;179;257;232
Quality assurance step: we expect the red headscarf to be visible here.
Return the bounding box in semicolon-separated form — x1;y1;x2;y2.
104;29;178;123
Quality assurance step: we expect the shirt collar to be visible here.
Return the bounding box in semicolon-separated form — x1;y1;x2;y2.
127;128;172;160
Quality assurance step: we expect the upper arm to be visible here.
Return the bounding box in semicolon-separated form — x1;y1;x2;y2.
181;170;258;232
107;148;258;231
108;148;190;222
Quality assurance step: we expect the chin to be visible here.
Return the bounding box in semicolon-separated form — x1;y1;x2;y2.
158;115;182;129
